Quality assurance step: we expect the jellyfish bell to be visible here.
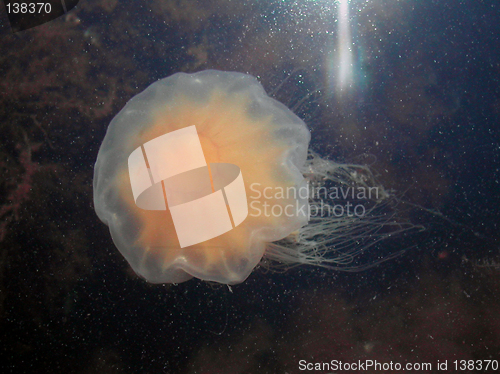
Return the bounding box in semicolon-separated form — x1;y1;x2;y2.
93;69;417;285
94;70;311;284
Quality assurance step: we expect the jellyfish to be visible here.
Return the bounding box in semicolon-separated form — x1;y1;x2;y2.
93;70;417;285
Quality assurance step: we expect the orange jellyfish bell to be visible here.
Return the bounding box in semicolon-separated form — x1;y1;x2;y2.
93;70;311;284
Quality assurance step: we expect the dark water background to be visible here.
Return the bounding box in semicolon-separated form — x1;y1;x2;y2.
0;0;499;373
